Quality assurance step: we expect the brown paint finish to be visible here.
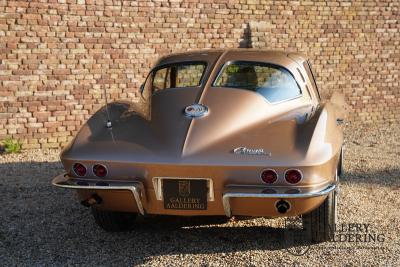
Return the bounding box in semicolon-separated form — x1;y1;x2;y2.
229;196;326;217
77;188;326;217
77;190;140;213
53;49;344;218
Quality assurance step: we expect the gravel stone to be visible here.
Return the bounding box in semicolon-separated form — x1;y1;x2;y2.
0;122;399;266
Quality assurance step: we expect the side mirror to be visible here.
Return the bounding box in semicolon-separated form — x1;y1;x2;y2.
139;72;151;101
330;92;348;124
336;118;345;125
139;83;150;102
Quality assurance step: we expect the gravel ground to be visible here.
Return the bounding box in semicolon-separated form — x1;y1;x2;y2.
0;122;399;266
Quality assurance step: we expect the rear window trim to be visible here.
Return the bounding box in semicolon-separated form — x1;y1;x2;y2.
304;60;321;100
212;60;303;104
151;61;208;91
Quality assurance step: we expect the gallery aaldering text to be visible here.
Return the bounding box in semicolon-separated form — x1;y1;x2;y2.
329;223;385;243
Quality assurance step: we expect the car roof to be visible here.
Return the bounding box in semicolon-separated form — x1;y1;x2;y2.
156;49;309;67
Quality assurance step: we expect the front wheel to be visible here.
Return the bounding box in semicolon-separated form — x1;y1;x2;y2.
91;208;137;232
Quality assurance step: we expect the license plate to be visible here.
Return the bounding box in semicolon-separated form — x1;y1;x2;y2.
163;179;207;210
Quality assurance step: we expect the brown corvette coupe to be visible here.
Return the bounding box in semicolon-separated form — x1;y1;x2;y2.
53;49;344;242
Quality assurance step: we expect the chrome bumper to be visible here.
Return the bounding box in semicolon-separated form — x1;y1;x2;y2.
222;184;336;217
53;173;336;218
52;174;146;215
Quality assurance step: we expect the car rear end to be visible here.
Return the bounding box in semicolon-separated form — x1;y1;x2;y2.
53;154;338;218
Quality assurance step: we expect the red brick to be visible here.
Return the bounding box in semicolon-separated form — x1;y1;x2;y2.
0;0;398;149
53;69;71;75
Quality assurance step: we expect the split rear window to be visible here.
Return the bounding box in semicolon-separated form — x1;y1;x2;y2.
152;62;206;92
213;61;301;103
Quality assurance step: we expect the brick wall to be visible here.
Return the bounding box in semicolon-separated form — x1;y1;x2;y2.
0;0;399;149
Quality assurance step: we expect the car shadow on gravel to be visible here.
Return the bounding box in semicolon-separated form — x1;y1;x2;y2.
0;160;398;265
340;168;400;188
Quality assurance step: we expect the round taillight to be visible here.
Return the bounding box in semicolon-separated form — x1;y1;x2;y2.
73;163;87;177
93;164;107;178
261;169;277;184
285;169;302;184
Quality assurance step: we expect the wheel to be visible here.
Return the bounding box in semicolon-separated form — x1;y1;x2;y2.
302;190;336;243
302;169;338;243
91;208;137;232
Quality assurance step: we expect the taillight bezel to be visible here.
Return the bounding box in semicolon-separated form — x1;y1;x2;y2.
284;169;303;184
72;162;87;177
93;164;108;178
260;169;278;184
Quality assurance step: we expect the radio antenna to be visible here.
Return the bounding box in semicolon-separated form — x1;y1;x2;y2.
103;85;112;128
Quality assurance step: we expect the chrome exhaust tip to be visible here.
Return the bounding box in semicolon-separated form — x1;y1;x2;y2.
276;200;290;214
81;194;102;207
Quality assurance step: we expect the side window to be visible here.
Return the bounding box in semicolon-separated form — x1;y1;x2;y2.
213;61;301;103
152;63;206;93
303;61;321;100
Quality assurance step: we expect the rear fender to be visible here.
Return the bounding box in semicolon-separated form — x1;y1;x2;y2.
305;103;343;166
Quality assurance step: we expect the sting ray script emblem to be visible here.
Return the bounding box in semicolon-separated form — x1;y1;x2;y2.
233;147;271;156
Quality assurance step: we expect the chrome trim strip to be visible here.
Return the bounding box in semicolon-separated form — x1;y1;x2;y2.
152;177;214;201
222;183;336;217
51;174;145;215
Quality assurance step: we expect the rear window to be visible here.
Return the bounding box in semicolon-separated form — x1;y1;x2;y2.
152;62;206;92
213;61;301;103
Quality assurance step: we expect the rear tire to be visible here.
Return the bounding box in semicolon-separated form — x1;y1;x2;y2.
302;179;337;243
302;191;336;242
91;208;137;232
338;147;344;177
